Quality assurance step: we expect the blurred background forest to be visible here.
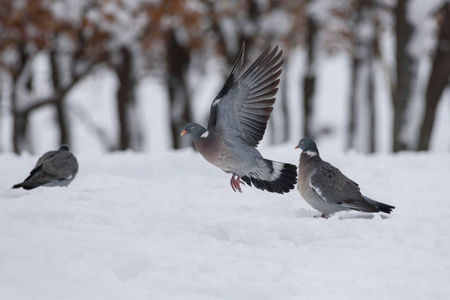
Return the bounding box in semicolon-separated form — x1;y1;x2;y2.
0;0;449;155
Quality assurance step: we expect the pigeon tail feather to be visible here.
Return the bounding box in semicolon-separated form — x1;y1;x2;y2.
363;196;395;214
12;183;23;189
12;181;45;190
242;159;297;194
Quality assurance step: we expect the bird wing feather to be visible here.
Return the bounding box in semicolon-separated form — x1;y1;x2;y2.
42;152;77;179
309;163;379;212
207;43;283;147
34;151;58;168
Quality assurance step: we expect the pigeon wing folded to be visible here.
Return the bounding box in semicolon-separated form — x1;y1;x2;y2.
42;151;78;180
309;164;380;213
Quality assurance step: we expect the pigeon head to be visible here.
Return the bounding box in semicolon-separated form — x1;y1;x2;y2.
180;123;208;140
58;144;71;152
295;137;319;156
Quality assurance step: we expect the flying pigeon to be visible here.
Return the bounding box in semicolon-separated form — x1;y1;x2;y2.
12;145;78;190
295;137;395;217
180;44;297;194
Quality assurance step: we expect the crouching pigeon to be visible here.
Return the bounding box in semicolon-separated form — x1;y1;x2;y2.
13;145;78;190
295;137;395;217
181;44;297;194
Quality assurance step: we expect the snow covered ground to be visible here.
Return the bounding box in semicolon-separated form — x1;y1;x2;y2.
1;145;449;300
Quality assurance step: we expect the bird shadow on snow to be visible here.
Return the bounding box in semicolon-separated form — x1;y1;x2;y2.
2;191;25;200
293;208;391;220
335;211;391;220
292;208;319;219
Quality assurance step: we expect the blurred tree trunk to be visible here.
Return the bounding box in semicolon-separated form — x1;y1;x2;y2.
11;44;33;154
166;29;192;149
13;110;30;153
280;62;290;143
302;0;317;139
49;49;70;146
347;0;377;153
392;0;417;152
0;74;4;152
114;46;142;151
269;59;290;145
417;2;450;151
348;55;359;151
367;48;376;153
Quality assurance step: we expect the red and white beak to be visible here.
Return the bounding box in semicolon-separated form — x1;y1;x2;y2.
180;129;188;136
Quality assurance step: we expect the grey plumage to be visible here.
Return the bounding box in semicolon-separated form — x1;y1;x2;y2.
296;137;395;217
12;145;78;190
181;44;297;194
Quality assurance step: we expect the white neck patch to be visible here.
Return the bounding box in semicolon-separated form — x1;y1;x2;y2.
212;98;221;106
201;131;209;138
305;150;317;157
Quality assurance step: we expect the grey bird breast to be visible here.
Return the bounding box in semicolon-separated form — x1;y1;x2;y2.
298;157;347;215
194;133;255;174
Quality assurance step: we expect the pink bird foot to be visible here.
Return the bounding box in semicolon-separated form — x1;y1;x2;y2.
230;174;245;192
314;213;329;219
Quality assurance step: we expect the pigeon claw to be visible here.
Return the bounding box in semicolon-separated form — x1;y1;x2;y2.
314;213;329;219
230;174;245;192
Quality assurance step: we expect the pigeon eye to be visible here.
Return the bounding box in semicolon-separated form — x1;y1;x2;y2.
191;126;195;130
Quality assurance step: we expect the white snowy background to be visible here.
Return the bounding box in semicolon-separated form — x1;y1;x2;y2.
1;0;450;299
1;147;450;299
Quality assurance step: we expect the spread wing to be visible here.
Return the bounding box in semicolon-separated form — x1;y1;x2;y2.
207;43;283;147
309;163;379;212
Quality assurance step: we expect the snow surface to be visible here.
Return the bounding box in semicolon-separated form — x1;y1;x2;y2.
1;145;449;300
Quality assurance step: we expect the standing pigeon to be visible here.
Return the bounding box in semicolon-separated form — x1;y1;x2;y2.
295;137;395;217
12;145;78;190
180;44;297;194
